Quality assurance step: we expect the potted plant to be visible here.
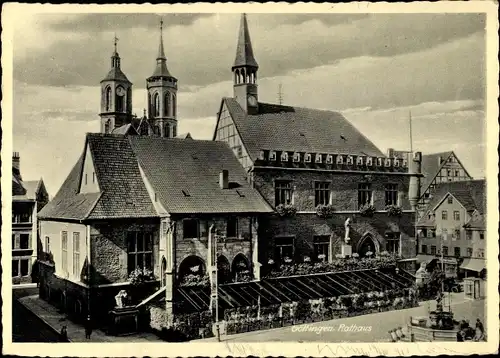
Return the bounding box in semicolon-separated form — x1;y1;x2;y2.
359;204;376;217
386;204;403;217
315;204;335;218
275;204;297;217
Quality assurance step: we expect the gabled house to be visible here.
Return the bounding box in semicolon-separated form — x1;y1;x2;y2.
416;179;486;277
37;133;272;324
213;14;423;266
418;151;473;212
12;152;49;284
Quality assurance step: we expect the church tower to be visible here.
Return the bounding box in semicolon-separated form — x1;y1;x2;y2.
232;14;259;115
146;20;178;138
99;35;133;133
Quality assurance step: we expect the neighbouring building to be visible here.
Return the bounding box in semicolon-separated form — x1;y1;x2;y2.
418;151;473;212
213;14;423;267
37;134;272;323
12;152;49;284
416;179;486;278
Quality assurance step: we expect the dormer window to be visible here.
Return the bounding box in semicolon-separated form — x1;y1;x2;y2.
356;156;364;165
281;151;289;162
259;150;266;160
377;158;383;166
326;154;333;164
384;158;391;167
304;153;312;163
293;152;301;163
402;159;408;167
394;159;400;167
336;155;344;165
346;156;353;165
269;151;277;161
315;154;322;163
366;157;373;166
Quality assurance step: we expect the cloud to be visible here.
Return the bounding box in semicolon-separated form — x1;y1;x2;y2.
13;13;485;92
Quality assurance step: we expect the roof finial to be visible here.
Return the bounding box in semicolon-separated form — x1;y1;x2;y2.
157;17;166;60
114;33;119;53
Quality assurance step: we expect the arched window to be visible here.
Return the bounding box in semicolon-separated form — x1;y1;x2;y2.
241;69;246;84
153;93;160;117
235;69;240;84
105;87;112;111
147;92;152;117
164;92;171;117
127;88;132;112
172;125;177;138
154;125;160;136
115;86;125;112
164;123;170;138
172;94;176;117
104;119;110;134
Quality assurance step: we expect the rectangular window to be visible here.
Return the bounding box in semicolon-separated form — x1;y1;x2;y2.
72;233;80;277
20;234;29;250
421;245;428;254
420;229;427;238
479;232;484;240
314;182;331;206
183;219;199;239
313;235;330;262
454;229;461;240
12;234;17;249
453;211;460;221
92;172;96;183
454;247;461;257
20;210;32;223
384;184;398;206
226;217;238;237
85;173;88;185
466;231;472;240
427;229;434;238
478;249;484;258
467;248;473;257
275;180;293;206
12;260;19;277
358;183;372;209
441;210;448;220
385;233;400;254
61;231;68;273
45;236;50;253
431;246;437;255
443;246;448;256
454;170;460;177
447;196;453;204
274;236;294;262
446;169;451;177
199;220;209;238
127;232;153;273
20;259;29;277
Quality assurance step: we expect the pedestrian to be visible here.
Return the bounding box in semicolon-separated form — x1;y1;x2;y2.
475;318;484;334
59;325;68;342
84;317;92;340
474;319;484;341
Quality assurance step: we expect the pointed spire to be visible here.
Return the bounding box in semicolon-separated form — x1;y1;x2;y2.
111;33;121;69
233;13;258;69
157;18;166;60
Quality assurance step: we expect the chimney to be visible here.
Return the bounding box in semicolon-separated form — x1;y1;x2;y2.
219;170;229;189
438;156;442;165
13;152;20;172
387;148;394;158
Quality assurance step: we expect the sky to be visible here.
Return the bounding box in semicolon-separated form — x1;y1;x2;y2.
12;12;487;197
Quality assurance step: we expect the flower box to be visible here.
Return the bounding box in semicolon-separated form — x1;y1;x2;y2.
359;204;376;217
315;204;336;218
275;204;297;217
386;205;403;217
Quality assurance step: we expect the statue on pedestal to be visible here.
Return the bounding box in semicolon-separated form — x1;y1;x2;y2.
115;290;128;309
344;217;351;244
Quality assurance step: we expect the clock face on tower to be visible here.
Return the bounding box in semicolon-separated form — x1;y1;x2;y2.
248;95;257;107
116;87;125;96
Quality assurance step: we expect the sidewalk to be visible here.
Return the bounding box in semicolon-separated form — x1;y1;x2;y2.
18;295;161;342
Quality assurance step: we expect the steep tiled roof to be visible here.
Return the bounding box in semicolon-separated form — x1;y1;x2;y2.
129;136;272;214
12;167;25;196
40;134;272;221
111;123;137;135
86;135;157;219
233;14;259;69
222;98;385;161
417;179;486;225
38;154;102;221
13;179;43;201
101;67;131;83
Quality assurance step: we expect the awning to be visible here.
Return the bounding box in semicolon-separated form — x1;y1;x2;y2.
460;258;486;272
416;254;437;263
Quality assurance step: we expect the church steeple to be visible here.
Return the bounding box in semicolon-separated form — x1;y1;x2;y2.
232;14;259;115
100;34;133;133
146;19;178;138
